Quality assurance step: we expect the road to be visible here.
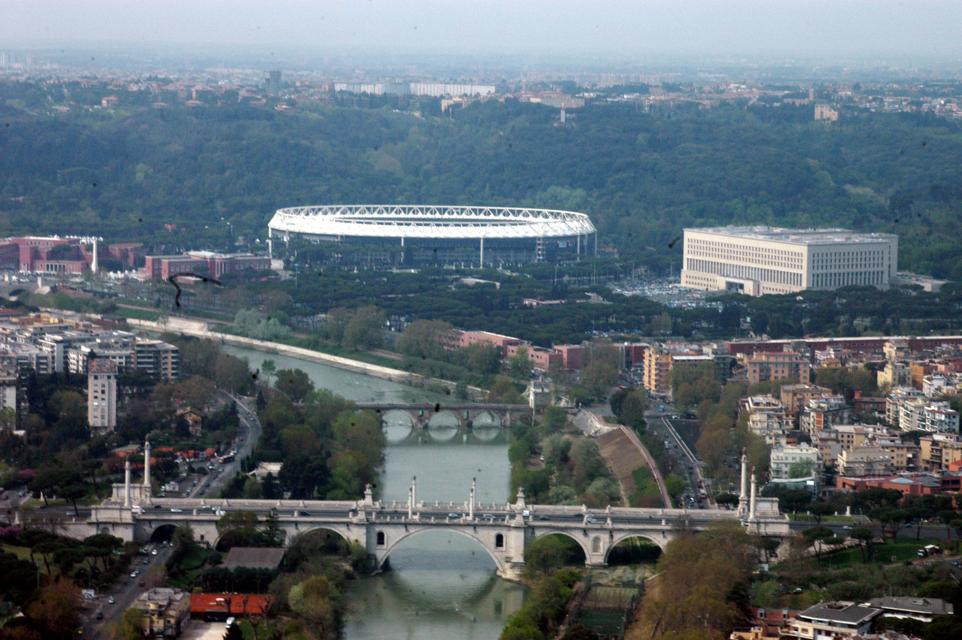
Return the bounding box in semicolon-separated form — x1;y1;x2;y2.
644;408;713;508
188;392;262;499
81;545;173;638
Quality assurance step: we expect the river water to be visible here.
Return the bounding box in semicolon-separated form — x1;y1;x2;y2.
223;345;527;640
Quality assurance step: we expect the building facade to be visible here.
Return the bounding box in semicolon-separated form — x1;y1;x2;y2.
746;351;811;386
87;358;118;433
680;226;898;296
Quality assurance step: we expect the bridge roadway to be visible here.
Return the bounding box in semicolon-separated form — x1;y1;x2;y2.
354;402;533;430
77;485;790;581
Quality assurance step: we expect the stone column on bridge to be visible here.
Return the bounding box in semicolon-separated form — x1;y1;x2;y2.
407;486;413;519
411;476;417;509
749;471;758;523
738;450;749;519
123;459;131;507
142;440;152;499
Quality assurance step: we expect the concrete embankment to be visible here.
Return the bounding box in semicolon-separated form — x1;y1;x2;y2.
581;410;672;509
126;317;448;389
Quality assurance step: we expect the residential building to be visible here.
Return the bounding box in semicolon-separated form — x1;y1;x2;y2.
643;348;673;395
743;395;788;443
898;398;959;433
784;601;881;639
919;433;962;471
780;384;832;419
922;373;952;398
837;446;893;477
814;103;839;121
133;339;180;381
877;440;919;472
87;358;118;433
800;395;850;435
886;386;924;425
680;226;898;296
132;588;191;638
746;351;810;386
0;366;17;430
770;443;821;480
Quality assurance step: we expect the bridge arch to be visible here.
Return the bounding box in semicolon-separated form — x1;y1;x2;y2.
530;529;591;563
375;526;506;575
297;526;353;548
471;410;502;428
604;532;666;565
381;410;415;443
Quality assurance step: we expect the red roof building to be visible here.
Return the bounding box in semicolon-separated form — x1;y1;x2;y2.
190;593;271;620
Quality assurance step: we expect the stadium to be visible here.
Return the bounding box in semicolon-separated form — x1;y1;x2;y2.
267;204;598;268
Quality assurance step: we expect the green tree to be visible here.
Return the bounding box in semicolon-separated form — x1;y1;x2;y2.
275;368;315;402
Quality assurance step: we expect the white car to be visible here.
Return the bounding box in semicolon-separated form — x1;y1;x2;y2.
169;508;183;513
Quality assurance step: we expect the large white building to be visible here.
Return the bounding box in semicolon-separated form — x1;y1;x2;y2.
680;226;898;296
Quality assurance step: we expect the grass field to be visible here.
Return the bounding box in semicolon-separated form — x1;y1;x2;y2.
816;538;943;569
789;513;860;524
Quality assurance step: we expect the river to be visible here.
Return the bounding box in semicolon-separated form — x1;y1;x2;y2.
223;345;527;640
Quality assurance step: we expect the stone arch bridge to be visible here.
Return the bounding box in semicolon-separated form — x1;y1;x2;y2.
356;402;533;431
65;480;788;581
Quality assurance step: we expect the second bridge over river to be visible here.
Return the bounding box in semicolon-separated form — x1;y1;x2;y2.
355;402;537;430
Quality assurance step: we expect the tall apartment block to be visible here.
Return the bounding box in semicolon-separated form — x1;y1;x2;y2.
88;358;118;433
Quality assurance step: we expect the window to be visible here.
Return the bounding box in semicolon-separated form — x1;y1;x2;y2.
495;533;504;549
376;531;385;546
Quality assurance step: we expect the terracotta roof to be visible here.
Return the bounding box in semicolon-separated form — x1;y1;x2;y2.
190;593;271;616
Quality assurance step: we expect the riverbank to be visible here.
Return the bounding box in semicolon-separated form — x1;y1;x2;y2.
126;316;472;394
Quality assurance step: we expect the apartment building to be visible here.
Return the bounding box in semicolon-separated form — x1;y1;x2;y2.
746;351;810;386
770;443;821;480
87;358;117;433
898;398;959;434
743;395;788;443
886;386;924;425
680;226;898;297
643;348;673;395
800;395;850;435
780;384;832;419
919;434;962;471
837;447;893;477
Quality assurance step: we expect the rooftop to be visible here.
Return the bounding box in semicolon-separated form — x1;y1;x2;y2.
868;596;954;616
88;358;119;375
223;546;286;571
686;225;898;246
798;601;882;626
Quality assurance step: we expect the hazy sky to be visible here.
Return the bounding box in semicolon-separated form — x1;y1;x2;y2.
5;0;962;61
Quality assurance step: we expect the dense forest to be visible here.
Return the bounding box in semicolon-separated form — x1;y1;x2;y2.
3;87;962;276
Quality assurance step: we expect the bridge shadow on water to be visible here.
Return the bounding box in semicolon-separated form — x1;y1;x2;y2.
349;530;527;625
382;422;508;446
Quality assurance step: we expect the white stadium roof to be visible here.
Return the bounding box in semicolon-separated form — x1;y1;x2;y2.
268;205;596;240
